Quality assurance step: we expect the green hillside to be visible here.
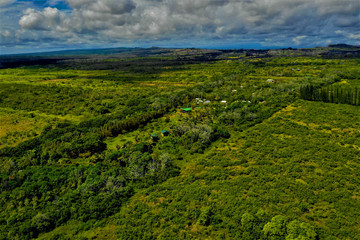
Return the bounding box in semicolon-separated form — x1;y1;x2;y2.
0;48;359;239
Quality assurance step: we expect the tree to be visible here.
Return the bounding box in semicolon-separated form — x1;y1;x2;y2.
31;212;52;233
198;207;213;226
286;220;317;240
241;212;256;231
263;215;288;240
159;153;172;170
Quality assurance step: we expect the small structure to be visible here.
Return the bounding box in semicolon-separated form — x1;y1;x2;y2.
181;108;192;113
204;100;211;104
266;79;275;83
151;133;159;142
221;100;227;104
161;130;169;136
232;89;237;93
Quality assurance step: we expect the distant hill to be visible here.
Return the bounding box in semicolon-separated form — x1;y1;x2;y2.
328;43;360;49
1;47;135;57
1;45;360;69
1;44;359;58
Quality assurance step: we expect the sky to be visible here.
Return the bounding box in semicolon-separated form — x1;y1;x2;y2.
0;0;359;55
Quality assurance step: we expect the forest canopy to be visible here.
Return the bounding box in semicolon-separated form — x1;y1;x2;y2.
0;46;360;239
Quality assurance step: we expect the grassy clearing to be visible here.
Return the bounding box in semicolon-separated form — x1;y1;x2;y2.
37;220;117;240
0;108;64;148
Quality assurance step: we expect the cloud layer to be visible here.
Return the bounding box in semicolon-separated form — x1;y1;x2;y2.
1;0;359;54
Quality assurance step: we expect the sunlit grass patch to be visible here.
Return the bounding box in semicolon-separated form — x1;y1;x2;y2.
0;108;61;148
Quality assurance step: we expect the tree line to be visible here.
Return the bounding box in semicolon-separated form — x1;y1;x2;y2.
300;84;360;106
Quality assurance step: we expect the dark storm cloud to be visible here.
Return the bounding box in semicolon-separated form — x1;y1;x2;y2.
1;0;359;54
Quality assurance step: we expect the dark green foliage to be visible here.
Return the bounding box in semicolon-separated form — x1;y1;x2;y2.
0;49;359;239
197;207;213;226
301;84;360;106
0;155;179;239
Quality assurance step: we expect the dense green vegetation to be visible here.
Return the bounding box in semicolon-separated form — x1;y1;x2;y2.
0;47;359;239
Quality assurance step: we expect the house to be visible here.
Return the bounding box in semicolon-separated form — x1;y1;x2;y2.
161;130;169;136
181;108;192;113
221;100;227;104
195;98;203;104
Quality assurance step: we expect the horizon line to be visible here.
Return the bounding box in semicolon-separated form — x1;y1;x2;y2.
1;43;358;57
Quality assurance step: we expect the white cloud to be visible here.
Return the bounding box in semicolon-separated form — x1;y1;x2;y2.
0;0;15;7
1;0;359;54
67;0;136;14
46;0;66;6
293;36;307;45
1;29;11;37
348;33;360;40
19;7;64;30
